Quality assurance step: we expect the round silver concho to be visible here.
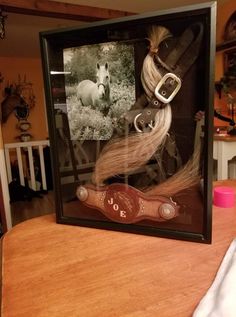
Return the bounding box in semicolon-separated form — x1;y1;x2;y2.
76;186;88;202
159;203;176;220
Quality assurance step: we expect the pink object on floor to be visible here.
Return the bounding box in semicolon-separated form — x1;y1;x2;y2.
213;186;235;208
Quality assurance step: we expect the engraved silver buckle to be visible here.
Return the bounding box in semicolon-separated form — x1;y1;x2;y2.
154;73;182;104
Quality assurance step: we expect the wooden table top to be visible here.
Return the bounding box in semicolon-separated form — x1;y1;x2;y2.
1;180;236;317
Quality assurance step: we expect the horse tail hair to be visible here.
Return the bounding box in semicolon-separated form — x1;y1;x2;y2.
92;26;172;186
141;25;172;98
92;105;172;185
145;143;202;197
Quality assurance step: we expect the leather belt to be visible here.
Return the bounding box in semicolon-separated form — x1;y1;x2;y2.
76;183;179;224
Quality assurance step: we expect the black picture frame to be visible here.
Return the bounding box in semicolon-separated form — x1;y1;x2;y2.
40;2;216;243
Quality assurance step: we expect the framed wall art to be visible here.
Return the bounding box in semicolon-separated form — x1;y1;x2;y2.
40;2;216;243
224;48;236;79
224;11;236;42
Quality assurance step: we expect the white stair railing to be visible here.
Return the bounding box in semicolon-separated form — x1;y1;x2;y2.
4;140;50;191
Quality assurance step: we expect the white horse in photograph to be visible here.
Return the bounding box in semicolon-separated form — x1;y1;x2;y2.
77;62;111;111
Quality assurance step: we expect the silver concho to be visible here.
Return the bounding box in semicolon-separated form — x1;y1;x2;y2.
76;186;88;201
159;203;176;220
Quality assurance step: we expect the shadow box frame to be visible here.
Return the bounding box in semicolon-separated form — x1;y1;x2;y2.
40;2;216;243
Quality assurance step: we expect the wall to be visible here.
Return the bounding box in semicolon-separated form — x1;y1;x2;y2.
0;56;48;143
0;1;235;138
215;0;236;127
0;56;48;230
0;1;235;137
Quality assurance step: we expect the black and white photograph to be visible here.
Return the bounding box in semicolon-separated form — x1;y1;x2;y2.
63;42;135;140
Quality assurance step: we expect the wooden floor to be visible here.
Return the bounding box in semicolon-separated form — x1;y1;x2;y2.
10;191;55;226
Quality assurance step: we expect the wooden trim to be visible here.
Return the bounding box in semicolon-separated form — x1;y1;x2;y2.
0;181;7;235
0;0;134;22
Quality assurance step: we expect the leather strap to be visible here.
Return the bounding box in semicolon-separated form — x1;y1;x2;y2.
152;23;203;105
121;23;204;133
164;22;204;78
119;94;161;131
76;183;179;224
124;107;159;132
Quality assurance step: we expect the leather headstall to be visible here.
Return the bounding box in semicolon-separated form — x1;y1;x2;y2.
126;22;204;133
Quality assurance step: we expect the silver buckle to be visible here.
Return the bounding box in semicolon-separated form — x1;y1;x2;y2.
154;73;181;104
134;112;156;133
133;113;143;133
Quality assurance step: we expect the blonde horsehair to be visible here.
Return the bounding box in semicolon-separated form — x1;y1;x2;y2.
145;143;201;197
92;25;201;196
92;105;172;185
